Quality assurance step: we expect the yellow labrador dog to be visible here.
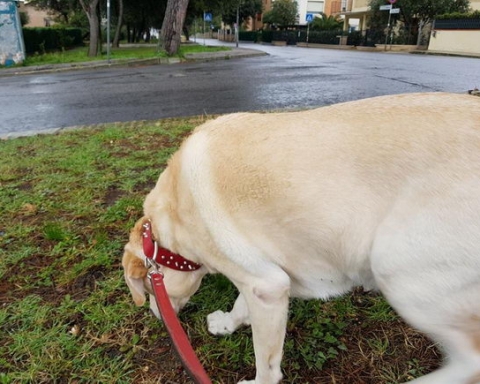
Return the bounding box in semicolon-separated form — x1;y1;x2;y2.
123;92;480;384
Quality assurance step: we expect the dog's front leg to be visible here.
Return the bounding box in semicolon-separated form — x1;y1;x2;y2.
237;274;290;384
207;292;250;335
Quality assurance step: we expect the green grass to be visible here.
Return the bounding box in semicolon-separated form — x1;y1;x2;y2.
10;44;231;67
0;118;440;383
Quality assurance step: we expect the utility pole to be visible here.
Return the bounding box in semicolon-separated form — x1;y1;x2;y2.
107;0;111;62
236;3;240;48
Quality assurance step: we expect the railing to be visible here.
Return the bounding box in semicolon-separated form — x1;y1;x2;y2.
434;18;480;29
227;25;417;46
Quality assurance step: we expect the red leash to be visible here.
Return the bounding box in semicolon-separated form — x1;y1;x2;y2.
149;271;212;384
142;221;211;384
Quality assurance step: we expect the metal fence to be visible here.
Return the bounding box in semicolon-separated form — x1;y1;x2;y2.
434;18;480;30
232;25;420;47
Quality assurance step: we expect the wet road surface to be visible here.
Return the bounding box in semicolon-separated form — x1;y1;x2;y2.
1;40;479;137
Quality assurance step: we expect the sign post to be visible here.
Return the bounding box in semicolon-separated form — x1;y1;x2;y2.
380;0;398;51
305;13;314;46
203;12;212;46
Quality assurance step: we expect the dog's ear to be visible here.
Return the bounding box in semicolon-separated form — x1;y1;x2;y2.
122;249;148;306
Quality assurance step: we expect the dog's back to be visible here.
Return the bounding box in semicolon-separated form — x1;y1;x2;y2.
178;92;480;279
142;92;480;383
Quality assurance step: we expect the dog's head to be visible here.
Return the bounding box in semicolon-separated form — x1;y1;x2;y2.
122;217;205;318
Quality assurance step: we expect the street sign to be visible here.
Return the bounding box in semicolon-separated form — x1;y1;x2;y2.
204;12;213;22
306;13;314;23
380;4;392;10
390;8;400;14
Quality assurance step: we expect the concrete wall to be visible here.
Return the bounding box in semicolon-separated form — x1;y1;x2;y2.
428;29;480;55
0;0;25;66
352;0;369;11
19;3;55;27
298;0;326;25
471;0;480;11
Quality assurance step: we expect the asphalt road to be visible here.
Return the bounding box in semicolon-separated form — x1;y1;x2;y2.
1;40;480;137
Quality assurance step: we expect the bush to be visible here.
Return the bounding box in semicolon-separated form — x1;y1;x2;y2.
436;10;480;20
23;27;83;54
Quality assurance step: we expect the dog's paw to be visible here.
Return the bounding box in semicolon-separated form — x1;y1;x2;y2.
207;310;237;335
237;381;255;384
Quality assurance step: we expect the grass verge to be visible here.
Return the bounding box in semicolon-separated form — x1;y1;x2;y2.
3;44;230;68
0;117;440;383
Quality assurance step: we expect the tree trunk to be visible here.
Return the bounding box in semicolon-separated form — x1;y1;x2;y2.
113;0;123;48
79;0;101;57
144;29;151;43
160;0;189;55
416;19;426;46
126;24;131;43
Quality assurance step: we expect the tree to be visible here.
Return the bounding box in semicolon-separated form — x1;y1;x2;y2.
112;0;124;47
160;0;189;55
370;0;470;29
262;0;298;27
19;11;30;26
368;0;470;40
221;0;263;26
79;0;101;56
310;12;343;31
123;0;165;43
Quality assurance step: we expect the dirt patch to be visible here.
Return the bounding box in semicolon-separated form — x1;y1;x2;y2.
104;185;127;206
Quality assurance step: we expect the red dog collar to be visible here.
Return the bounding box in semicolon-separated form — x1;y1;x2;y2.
142;221;202;271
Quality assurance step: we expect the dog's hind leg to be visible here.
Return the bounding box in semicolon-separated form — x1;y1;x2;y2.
376;274;480;384
376;274;480;383
400;327;480;384
372;243;480;382
207;293;250;335
371;188;480;383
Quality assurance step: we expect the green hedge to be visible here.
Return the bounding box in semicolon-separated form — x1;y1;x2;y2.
436;10;480;19
23;27;83;54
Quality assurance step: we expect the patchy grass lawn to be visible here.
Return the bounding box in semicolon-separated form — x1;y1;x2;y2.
8;44;230;68
0;117;440;383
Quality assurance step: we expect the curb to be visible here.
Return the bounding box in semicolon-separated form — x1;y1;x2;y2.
0;48;267;77
409;50;480;59
184;48;267;62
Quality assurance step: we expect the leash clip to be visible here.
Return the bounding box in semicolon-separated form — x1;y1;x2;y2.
145;253;162;276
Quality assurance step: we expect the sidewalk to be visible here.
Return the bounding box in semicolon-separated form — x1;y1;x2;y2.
0;47;267;77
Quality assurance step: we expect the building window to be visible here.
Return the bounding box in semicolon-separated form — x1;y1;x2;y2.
307;0;324;15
